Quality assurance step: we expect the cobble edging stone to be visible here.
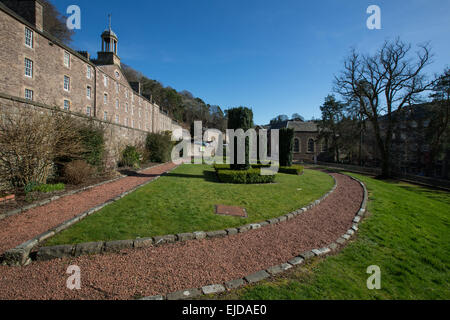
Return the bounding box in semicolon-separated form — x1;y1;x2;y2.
25;173;339;264
0;163;178;266
139;174;368;300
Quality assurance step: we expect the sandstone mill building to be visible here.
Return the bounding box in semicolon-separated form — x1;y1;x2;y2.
0;0;181;166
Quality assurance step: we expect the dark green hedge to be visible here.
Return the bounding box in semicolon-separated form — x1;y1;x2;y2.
279;128;294;167
216;168;275;184
145;132;172;163
279;165;304;175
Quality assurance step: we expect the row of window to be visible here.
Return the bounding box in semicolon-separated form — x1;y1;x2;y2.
23;28;150;128
61;100;147;129
103;74;136;102
102;93;148;118
25;25;93;80
293;138;320;153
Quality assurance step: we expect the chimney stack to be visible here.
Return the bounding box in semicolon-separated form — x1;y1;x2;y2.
1;0;44;32
130;82;141;95
77;51;91;60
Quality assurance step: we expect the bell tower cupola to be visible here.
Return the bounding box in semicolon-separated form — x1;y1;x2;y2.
96;14;120;66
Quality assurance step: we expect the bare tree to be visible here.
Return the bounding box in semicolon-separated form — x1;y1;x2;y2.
0;105;85;190
335;38;433;177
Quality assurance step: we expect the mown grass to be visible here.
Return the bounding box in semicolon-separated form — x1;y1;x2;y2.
46;164;334;245
210;172;450;300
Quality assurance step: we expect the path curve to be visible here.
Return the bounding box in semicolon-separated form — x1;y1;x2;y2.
0;172;363;300
0;162;177;255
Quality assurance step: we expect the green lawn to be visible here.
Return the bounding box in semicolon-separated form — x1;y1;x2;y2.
210;172;450;300
45;164;334;245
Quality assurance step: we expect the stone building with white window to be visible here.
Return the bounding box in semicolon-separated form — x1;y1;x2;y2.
0;0;181;166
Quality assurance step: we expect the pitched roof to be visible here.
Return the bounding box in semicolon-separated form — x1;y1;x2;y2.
287;121;318;132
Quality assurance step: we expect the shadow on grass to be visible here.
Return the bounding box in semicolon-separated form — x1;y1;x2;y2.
399;185;450;204
118;169;160;178
165;170;219;183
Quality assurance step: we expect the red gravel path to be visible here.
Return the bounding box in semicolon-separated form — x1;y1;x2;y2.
0;173;362;300
0;162;177;255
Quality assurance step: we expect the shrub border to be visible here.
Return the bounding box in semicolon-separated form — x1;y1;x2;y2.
139;174;368;300
0;162;175;266
27;170;338;264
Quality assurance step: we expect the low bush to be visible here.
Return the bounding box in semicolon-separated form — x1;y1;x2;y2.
0;107;85;190
63;160;96;185
279;165;304;175
31;183;65;193
213;164;230;171
78;122;105;168
217;168;276;184
145;132;172;163
120;145;141;168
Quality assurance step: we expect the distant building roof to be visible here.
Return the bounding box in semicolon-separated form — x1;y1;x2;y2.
287;121;318;132
265;120;318;132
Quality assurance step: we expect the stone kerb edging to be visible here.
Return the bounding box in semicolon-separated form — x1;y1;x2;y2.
31;172;338;264
139;174;368;300
0;162;176;266
0;162;169;222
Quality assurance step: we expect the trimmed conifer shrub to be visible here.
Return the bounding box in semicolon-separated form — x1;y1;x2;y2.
279;128;294;167
227;107;254;170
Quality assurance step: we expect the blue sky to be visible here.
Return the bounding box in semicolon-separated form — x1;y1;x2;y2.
55;0;450;125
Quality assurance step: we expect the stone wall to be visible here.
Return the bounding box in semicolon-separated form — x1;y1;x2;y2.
292;131;322;162
0;93;149;170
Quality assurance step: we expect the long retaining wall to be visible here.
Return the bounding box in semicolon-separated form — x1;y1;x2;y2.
0;93;181;170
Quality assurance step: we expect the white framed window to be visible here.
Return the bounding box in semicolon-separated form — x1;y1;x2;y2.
25;27;33;48
138;108;141;118
124;118;128;126
63;100;70;110
125;89;128;99
115;82;119;93
64;51;70;67
115;99;119;109
131;94;134;102
63;75;70;91
24;58;33;77
131;120;135;128
86;106;91;116
24;88;33;100
103;75;108;87
115;115;119;124
87;86;91;99
131;106;134;115
125;103;128;113
87;65;92;79
103;111;108;121
103;93;108;104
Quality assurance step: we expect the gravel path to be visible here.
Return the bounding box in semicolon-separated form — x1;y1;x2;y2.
0;172;362;300
0;162;177;255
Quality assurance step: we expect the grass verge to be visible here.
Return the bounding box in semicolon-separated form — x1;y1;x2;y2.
45;164;334;245
209;172;450;300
